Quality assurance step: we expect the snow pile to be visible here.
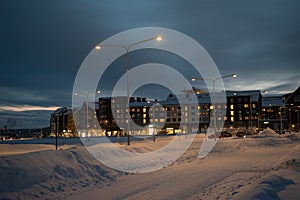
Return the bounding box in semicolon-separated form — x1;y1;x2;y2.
281;131;300;139
257;127;279;137
232;174;295;200
0;146;121;199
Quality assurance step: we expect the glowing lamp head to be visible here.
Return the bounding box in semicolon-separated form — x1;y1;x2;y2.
232;74;237;78
95;45;101;50
156;36;162;41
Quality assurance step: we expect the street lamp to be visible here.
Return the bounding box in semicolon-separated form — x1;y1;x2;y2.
95;36;162;145
192;74;237;139
74;90;101;137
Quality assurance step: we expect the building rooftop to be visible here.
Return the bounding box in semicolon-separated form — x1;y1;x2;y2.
262;96;284;107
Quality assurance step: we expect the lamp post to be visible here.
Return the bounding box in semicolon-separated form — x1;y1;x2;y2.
95;36;162;145
74;90;101;137
192;74;237;139
55;114;59;150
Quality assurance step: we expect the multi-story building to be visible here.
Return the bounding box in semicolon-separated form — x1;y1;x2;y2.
51;87;300;137
282;87;300;129
98;96;154;136
225;90;262;129
261;96;287;130
50;107;77;137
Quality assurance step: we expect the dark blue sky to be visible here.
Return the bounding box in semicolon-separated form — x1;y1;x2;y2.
0;0;300;128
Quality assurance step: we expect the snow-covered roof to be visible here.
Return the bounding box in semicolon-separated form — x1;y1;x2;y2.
226;90;261;102
64;108;73;115
52;107;68;115
262;96;284;107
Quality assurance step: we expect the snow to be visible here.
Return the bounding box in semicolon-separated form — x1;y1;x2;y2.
0;132;300;200
257;127;280;137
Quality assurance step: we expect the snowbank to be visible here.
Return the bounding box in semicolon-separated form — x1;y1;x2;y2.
0;146;121;199
257;127;279;137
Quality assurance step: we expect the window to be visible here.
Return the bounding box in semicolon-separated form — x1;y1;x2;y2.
230;104;234;110
143;108;146;113
131;108;135;112
230;111;234;116
244;104;249;108
159;118;165;122
143;119;146;124
231;117;234;122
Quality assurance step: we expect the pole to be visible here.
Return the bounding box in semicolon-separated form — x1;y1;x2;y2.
56;114;58;150
126;48;130;145
249;95;252;131
213;80;216;140
86;96;89;137
280;107;283;134
96;36;162;145
297;110;300;129
289;109;291;129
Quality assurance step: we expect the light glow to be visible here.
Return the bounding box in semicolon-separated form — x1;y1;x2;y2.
156;36;162;41
0;105;61;112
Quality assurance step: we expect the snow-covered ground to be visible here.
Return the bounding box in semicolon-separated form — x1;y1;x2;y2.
0;130;300;200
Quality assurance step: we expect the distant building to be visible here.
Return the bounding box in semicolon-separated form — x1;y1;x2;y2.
225;90;262;129
52;87;300;137
282;87;300;129
261;96;287;130
50;107;77;137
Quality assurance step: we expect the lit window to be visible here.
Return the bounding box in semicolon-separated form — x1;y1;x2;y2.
159;118;165;122
231;117;234;122
143;114;146;118
230;111;234;116
143;108;146;113
132;108;135;112
230;105;234;110
244;104;249;108
143;119;146;124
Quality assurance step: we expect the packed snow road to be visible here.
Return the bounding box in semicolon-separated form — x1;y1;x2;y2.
1;132;300;200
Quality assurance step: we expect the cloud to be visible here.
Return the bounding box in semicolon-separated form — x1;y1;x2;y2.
0;105;60;112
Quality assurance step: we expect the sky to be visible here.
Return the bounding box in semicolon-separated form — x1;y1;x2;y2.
0;0;300;129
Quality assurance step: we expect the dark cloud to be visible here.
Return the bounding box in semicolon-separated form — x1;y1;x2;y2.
0;0;299;128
